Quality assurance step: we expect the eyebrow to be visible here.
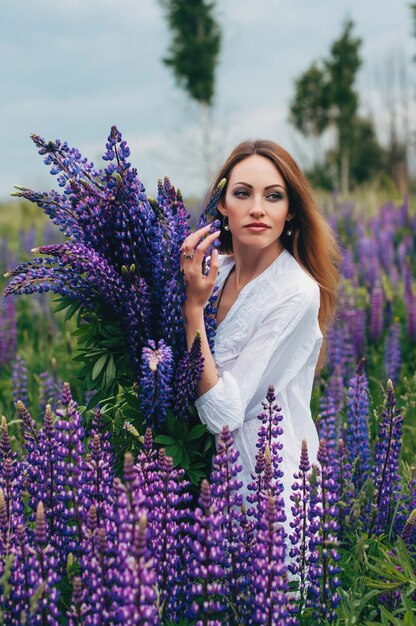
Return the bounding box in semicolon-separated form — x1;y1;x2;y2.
232;182;286;191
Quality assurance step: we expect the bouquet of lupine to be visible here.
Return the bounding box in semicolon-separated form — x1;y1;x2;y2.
3;127;224;483
1;368;415;625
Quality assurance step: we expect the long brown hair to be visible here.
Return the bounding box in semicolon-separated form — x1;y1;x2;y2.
204;139;341;337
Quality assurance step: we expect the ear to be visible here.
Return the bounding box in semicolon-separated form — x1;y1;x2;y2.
286;211;294;222
217;197;227;217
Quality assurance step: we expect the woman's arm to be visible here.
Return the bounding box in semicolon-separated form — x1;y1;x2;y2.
180;225;221;397
195;281;321;434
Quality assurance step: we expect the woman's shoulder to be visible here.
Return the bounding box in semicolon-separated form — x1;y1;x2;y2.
269;250;320;302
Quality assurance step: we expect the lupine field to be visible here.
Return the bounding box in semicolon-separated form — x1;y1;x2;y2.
0;127;416;625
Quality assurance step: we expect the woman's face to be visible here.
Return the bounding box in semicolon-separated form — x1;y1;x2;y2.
219;154;292;253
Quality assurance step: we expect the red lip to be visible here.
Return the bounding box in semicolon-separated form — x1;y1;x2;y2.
244;222;271;228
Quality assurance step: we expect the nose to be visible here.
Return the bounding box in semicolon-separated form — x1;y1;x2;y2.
249;197;265;218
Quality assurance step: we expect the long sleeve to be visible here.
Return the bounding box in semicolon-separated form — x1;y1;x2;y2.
195;277;322;435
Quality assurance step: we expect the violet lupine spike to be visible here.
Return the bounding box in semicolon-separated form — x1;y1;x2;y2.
67;576;89;625
0;297;17;367
307;441;341;624
146;448;192;621
289;439;312;609
345;358;371;493
352;308;366;360
326;364;346;414
369;379;403;537
172;331;204;418
128;513;160;625
404;265;416;339
196;177;227;230
24;501;62;624
53;383;87;557
370;281;384;343
209;426;248;621
249;494;292;625
39;370;59;411
185;479;229;624
83;431;116;525
246;386;287;535
12;355;29;408
318;389;339;463
140;339;174;428
160;272;187;359
383;321;402;385
0;417;25;534
135;428;158;495
401;509;416;548
334;438;353;542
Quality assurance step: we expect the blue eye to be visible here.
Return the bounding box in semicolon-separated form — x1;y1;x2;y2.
268;192;283;201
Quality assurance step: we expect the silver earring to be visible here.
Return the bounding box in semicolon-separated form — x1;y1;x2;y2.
223;216;230;231
286;221;293;237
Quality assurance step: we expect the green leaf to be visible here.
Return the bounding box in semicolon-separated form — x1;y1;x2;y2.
64;301;81;321
181;447;190;469
86;389;110;410
185;423;206;441
103;356;116;388
154;435;176;445
92;355;109;381
187;469;205;486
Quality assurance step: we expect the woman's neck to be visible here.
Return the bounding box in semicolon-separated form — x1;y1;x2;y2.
231;242;284;291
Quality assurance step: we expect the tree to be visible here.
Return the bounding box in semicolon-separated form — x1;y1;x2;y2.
160;0;221;181
289;19;362;194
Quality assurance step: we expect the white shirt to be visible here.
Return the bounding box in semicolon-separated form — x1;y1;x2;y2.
195;249;322;528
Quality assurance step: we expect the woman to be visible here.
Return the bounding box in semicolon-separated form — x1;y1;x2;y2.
180;139;340;525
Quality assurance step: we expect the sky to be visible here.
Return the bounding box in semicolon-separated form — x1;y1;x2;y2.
0;0;414;203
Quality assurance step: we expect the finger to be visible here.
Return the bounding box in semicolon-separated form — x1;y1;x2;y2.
193;231;220;263
181;224;213;251
207;248;219;282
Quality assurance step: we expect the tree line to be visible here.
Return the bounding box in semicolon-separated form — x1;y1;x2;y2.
159;1;415;195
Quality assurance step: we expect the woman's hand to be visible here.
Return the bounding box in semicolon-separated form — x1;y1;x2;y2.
180;224;220;313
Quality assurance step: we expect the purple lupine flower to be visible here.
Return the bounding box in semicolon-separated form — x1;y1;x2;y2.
172;331;204;418
318;389;339;463
289;439;312;610
23;403;65;542
53;383;87;556
23;502;61;624
370;281;384;342
127;513;160;625
196;178;227;230
12;355;29;407
249;494;292;625
352;308;366;360
246;386;286;533
135;427;158;495
307;441;341;624
0;417;25;533
404;265;416;340
384;321;402;385
369;379;403;537
39;370;59;411
210;426;249;621
185;479;229;624
401;509;416;548
140;339;174;428
0;297;17;368
334;438;353;542
340;245;356;280
345;358;371;492
146;448;192;620
67;576;89;625
83;433;116;526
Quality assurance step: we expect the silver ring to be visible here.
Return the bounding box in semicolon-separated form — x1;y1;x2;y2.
182;252;194;259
